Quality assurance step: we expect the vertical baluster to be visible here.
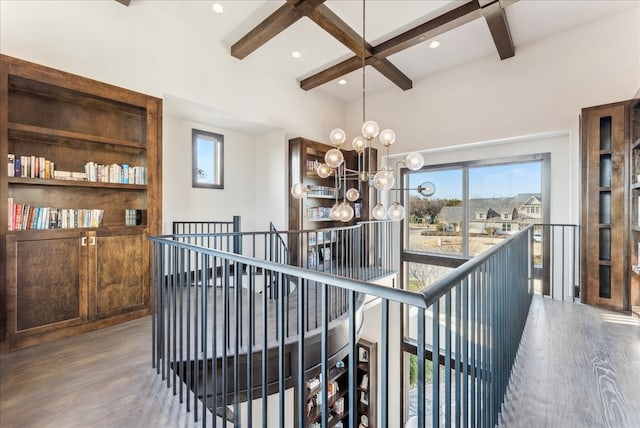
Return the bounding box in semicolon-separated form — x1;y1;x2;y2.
381;299;390;427
297;276;306;428
417;307;426;428
278;272;286;427
432;299;440;428
461;275;469;427
445;290;452;426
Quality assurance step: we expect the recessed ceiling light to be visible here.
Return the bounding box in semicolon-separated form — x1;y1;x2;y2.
429;40;440;49
292;51;301;59
338;79;347;85
212;3;224;14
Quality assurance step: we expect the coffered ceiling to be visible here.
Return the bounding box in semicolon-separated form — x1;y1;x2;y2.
122;0;637;102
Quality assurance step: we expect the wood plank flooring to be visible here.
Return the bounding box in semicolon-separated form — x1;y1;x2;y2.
2;295;638;427
0;317;216;428
499;296;640;428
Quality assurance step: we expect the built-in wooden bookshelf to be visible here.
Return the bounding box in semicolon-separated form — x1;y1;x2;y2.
305;356;350;428
581;98;638;312
0;54;162;350
356;338;377;428
288;137;376;268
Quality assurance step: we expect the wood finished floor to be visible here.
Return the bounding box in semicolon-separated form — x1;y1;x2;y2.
2;296;639;427
0;317;216;428
499;296;640;428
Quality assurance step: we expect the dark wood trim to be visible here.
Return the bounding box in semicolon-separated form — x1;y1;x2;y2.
301;1;483;91
373;1;482;58
230;0;326;59
481;1;515;60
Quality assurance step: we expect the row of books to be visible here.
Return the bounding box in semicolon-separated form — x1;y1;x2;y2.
8;154;55;179
84;162;147;185
7;198;104;230
6;154;147;185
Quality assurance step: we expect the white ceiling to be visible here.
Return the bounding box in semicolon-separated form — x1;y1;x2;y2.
139;0;638;103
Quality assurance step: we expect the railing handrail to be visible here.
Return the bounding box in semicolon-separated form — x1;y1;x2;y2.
420;225;533;306
165;220;391;241
149;233;427;309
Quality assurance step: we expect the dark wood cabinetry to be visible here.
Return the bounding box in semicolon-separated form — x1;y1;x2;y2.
628;99;640;316
305;357;350;427
288;137;376;267
581;99;638;312
356;338;377;428
0;54;162;350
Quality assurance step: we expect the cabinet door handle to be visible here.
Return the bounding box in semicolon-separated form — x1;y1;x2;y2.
81;237;88;246
89;236;96;246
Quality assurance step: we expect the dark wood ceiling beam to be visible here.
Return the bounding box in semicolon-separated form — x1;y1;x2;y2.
480;1;515;59
300;56;363;90
231;0;326;59
301;1;482;91
373;1;482;58
308;4;370;58
370;58;413;90
305;3;413;90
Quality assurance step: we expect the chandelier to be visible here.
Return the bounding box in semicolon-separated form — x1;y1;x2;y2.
290;0;425;222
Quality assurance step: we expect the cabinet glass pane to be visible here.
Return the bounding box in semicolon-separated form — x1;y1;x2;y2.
599;116;612;150
599;265;611;299
599;192;611;224
599;228;611;261
599;154;611;187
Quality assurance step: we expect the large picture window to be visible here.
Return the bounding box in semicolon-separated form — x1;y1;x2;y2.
192;129;224;189
404;154;548;263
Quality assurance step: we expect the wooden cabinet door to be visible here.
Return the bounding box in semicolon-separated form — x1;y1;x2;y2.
90;229;148;319
581;103;628;311
6;231;88;338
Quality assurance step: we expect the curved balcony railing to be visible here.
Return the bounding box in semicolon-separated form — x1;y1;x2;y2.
149;222;537;427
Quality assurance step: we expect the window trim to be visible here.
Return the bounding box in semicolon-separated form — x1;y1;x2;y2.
192;128;224;189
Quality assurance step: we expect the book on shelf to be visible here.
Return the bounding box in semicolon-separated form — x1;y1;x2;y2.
11;154;55;179
125;209;146;226
7;199;104;230
7;153;14;177
85;162;146;184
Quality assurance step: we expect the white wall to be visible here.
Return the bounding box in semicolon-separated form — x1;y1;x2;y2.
255;130;288;231
163;115;268;233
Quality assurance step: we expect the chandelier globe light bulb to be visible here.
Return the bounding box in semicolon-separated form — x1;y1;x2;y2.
330;203;341;220
387;202;406;221
325;148;344;168
346;188;360;201
352;136;366;154
362;120;380;140
339;202;354;222
379;128;396;147
316;163;333;178
372;203;387;220
329;128;347;147
291;183;307;199
405;152;425;171
373;168;394;191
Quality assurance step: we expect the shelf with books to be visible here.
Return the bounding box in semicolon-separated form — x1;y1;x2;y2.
305;358;349;428
7;177;147;190
0;54;161;350
356;338;377;428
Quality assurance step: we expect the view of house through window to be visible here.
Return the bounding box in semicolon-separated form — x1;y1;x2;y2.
404;156;546;291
